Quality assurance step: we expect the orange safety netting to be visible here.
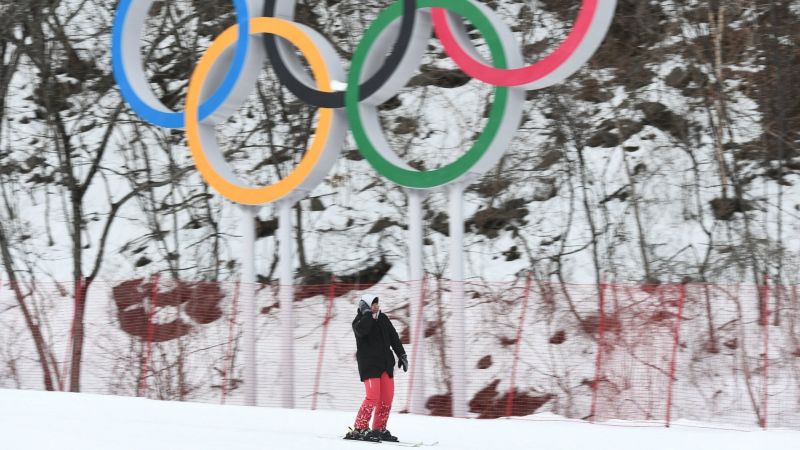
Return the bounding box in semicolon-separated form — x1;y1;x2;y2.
1;278;797;429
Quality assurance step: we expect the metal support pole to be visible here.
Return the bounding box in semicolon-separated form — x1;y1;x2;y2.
278;200;295;409
406;189;426;414
447;183;467;418
239;205;259;407
665;283;687;427
590;277;608;422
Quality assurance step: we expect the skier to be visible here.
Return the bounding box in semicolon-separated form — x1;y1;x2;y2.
344;294;409;442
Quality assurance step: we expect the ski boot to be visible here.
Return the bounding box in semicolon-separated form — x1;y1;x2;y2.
344;427;381;442
374;428;399;442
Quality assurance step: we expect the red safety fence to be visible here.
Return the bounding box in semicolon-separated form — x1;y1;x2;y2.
1;277;798;429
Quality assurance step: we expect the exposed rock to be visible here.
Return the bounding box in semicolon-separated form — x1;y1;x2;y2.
430;211;450;236
587;130;620;148
549;330;566;345
135;256;152;267
637;101;689;139
256;217;279;238
378;94;402;111
665;65;708;94
112;279;225;342
709;197;756;221
468;379;554;419
368;217;398;234
468;199;529;238
534;149;563;171
294;258;393;302
473;176;513;198
576;78;614;103
344;149;364;161
499;336;517;347
409;66;471;89
502;246;521;262
426;393;452;417
309;197;326;212
425;320;441;338
394;116;418;135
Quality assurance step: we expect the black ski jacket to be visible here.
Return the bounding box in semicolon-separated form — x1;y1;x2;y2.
352;310;406;381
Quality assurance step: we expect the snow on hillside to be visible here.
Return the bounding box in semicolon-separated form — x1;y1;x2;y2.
2;0;800;438
2;1;798;286
2;388;798;450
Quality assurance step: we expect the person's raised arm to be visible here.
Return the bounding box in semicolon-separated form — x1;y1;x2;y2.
352;299;375;337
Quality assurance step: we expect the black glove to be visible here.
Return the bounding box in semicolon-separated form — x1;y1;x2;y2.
398;354;408;372
358;299;371;315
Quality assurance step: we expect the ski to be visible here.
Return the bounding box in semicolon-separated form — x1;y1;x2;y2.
339;439;437;447
381;440;438;447
331;431;438;447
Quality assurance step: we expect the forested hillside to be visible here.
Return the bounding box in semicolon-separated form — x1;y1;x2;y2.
2;1;798;288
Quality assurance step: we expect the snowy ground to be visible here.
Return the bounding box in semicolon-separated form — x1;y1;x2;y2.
1;389;798;450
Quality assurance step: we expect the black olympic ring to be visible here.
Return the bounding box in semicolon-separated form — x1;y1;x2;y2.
262;0;418;108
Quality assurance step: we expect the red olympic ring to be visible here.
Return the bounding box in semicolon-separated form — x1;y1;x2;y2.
432;0;604;87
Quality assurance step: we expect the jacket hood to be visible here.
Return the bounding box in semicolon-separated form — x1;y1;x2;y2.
361;293;379;304
357;293;379;314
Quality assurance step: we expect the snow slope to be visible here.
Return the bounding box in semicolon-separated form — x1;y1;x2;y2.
1;389;798;450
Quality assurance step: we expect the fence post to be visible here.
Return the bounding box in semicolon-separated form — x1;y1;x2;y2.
505;272;533;417
665;283;687;427
761;275;769;429
277;200;296;409
311;277;337;410
221;280;241;404
590;276;607;422
405;275;428;413
138;273;160;396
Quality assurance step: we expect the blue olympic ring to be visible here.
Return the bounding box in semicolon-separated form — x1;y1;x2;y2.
111;0;252;129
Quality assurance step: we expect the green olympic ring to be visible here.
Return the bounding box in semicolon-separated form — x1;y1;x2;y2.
347;0;525;189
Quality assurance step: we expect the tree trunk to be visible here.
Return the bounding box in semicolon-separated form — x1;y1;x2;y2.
69;278;88;392
0;224;56;390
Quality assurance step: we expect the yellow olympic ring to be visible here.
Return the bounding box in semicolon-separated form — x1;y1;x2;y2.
186;17;335;205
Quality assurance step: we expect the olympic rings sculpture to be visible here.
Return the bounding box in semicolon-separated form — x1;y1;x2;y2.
112;0;616;205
